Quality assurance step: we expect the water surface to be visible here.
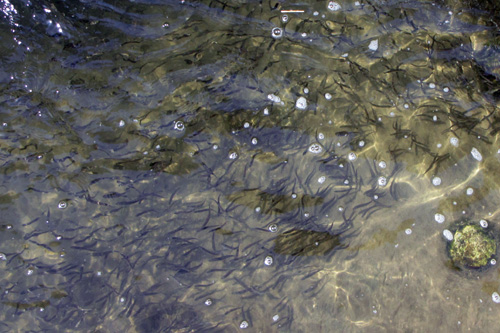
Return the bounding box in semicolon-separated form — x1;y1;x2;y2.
1;0;500;331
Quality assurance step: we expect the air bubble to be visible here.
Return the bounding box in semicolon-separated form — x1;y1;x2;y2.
491;259;497;265
466;187;473;196
267;94;281;103
492;292;500;303
378;161;387;169
204;298;212;306
251;138;258;145
432;177;441;186
429;83;436;89
403;103;409;109
405;228;412;235
118;120;125;127
304;87;309;94
268;224;278;232
471;147;482;161
296;96;307;110
174;121;185;131
435;213;445;223
273;314;280;322
271;27;283;39
212;144;218;150
325;93;332;100
480;219;488;228
264;256;273;266
308;143;323;154
255;207;261;213
450;137;459;147
368;39;378;51
243;122;250;128
58;200;67;209
318;133;325;140
0;253;6;261
378;176;387;187
358;140;365;147
281;14;288;23
443;229;453;241
291;193;297;199
318;176;326;184
443;87;450;92
348;152;357;161
229;152;238;160
327;1;341;11
240;321;249;329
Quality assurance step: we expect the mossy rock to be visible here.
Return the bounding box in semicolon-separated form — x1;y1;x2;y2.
449;224;496;269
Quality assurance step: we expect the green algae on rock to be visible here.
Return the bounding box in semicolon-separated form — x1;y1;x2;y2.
449;224;496;268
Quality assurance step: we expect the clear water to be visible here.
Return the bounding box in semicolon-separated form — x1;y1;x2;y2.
1;0;500;331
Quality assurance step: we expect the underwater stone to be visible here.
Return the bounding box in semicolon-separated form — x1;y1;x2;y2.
449;224;496;268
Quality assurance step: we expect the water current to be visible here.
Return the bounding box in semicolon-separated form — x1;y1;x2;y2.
1;0;500;331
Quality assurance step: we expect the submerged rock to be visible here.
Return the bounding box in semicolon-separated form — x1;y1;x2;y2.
449;224;496;268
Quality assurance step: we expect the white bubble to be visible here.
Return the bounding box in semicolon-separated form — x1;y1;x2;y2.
471;147;482;161
118;120;125;127
204;298;213;306
343;179;349;184
435;213;445;223
58;200;67;209
443;229;453;241
229;152;238;159
271;27;283;39
264;256;273;266
263;108;270;115
291;193;297;199
480;219;488;228
281;14;288;22
327;1;341;11
273;314;280;322
405;228;412;235
373;195;378;200
240;321;249;329
492;292;500;304
318;176;326;184
0;253;6;261
404;103;409;109
491;259;497;265
308;143;323;154
243;122;250;128
338;206;344;212
432;177;441;186
212;144;218;150
368;39;378;51
348;152;357;161
378;176;387;187
433;115;438;122
450;137;459;147
296;96;307;110
358;140;365;147
251;138;258;145
429;83;436;89
466;187;474;196
313;11;319;16
325;93;332;100
255;207;261;213
318;133;325;140
378;161;387;169
174;121;185;131
303;87;309;94
26;268;34;276
443;87;450;92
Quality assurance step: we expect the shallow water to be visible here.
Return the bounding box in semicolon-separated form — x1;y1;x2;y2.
1;0;500;331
